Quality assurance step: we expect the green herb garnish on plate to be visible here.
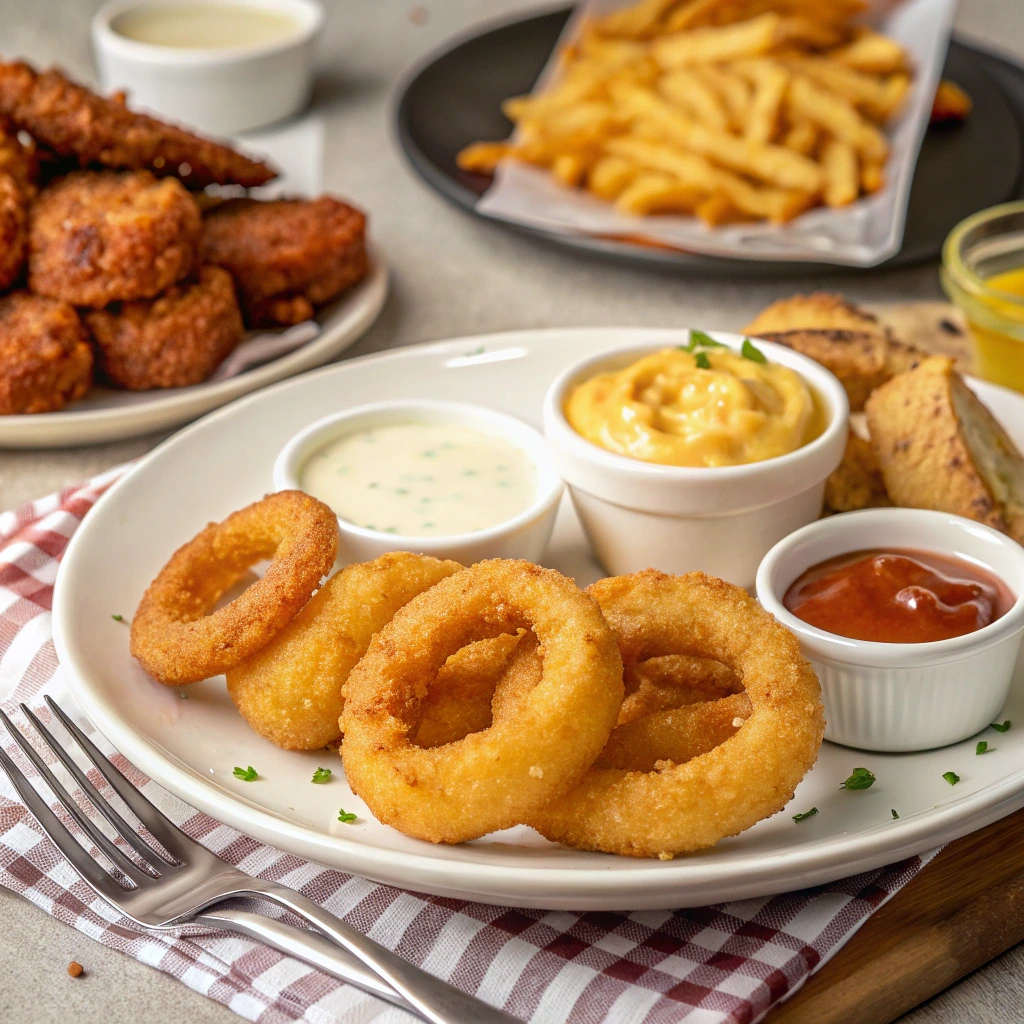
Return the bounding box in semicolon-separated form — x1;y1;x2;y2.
891;809;899;819
839;767;875;791
792;807;818;822
976;741;992;755
233;766;258;782
992;720;1011;732
337;809;357;824
943;771;960;786
311;767;332;784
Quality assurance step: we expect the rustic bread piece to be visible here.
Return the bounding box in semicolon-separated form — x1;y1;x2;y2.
754;329;892;411
865;356;1024;543
744;292;890;338
824;431;890;513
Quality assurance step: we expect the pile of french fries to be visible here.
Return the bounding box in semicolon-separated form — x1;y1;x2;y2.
457;0;913;226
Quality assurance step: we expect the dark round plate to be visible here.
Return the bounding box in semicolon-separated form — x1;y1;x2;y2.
396;7;1024;275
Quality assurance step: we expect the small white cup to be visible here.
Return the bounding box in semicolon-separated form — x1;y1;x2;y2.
756;508;1024;752
274;400;564;567
543;333;849;589
92;0;324;136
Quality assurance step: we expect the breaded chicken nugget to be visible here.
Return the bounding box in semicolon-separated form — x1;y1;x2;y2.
0;292;92;414
0;120;40;197
744;292;891;338
29;170;201;307
0;62;275;189
866;357;1024;543
0;172;27;290
824;431;889;513
201;197;368;327
85;266;243;389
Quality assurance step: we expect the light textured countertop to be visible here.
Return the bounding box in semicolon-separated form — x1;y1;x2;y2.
1;1;1023;1021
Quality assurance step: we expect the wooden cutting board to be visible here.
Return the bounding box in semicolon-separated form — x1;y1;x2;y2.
766;299;1023;1023
764;807;1024;1024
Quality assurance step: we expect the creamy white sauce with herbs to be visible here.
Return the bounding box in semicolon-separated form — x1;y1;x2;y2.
301;423;537;536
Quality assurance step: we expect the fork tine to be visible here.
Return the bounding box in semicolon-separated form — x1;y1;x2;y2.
20;704;169;868
0;737;126;900
6;708;158;884
44;697;197;862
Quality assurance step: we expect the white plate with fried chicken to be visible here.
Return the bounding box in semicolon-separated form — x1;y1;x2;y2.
0;61;388;448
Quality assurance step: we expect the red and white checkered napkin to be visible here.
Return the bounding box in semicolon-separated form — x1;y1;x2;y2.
0;468;939;1024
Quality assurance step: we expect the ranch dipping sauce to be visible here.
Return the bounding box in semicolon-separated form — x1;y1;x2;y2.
112;3;301;49
300;422;537;537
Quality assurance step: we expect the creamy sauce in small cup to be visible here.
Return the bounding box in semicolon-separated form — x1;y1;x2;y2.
112;3;300;49
300;422;537;537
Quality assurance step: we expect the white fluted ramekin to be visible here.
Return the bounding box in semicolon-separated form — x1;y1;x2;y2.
756;508;1024;752
543;332;849;589
274;399;564;566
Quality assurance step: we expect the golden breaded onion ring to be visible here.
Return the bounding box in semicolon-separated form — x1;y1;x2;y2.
130;491;338;686
226;552;461;750
341;559;624;844
528;571;824;859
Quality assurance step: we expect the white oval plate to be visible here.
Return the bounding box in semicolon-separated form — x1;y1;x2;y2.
0;257;388;449
53;328;1024;910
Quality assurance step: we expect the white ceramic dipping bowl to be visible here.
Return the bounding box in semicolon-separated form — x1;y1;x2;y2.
274;400;564;566
543;332;849;589
757;508;1024;752
92;0;324;135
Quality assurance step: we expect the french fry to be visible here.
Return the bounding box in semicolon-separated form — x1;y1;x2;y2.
588;155;639;200
658;69;730;129
783;58;907;121
695;191;750;225
694;66;752;129
552;153;589;187
821;138;858;206
597;0;681;39
652;13;781;67
734;59;789;143
612;83;823;191
860;157;885;194
831;28;908;74
668;0;866;31
782;115;818;155
606;136;812;222
456;142;510;174
788;75;888;160
775;16;844;50
930;79;973;124
614;173;707;214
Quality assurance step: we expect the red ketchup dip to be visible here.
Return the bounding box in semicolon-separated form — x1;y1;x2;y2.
782;548;1014;644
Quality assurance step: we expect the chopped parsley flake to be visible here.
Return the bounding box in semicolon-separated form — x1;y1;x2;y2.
111;613;123;622
741;338;767;363
233;766;258;782
312;767;332;784
976;741;992;755
337;809;357;824
891;809;899;819
792;807;818;822
839;767;875;791
992;720;1011;732
694;351;711;370
943;771;960;786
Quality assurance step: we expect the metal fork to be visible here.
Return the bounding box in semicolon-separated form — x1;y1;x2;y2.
0;697;520;1024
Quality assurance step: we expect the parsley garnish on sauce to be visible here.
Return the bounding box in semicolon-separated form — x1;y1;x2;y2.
741;338;767;363
694;351;712;370
839;767;875;791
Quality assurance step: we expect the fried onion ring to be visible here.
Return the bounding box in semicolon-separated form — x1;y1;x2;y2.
619;653;742;726
341;559;623;844
527;570;824;859
130;491;338;686
226;552;461;750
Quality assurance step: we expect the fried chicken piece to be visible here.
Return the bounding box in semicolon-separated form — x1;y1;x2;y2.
824;431;889;513
201;197;368;327
0;172;27;290
85;265;244;389
865;356;1024;543
29;170;201;307
0;120;40;197
0;291;92;414
0;62;276;189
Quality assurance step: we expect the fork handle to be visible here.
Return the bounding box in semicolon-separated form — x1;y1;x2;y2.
243;881;522;1024
197;909;409;1012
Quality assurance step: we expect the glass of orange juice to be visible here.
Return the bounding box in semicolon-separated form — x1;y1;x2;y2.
942;201;1024;393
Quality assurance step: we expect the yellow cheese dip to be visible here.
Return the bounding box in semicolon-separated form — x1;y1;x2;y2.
300;423;537;536
565;346;825;467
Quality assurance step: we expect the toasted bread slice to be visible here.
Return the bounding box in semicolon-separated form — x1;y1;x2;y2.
754;329;892;411
744;293;889;338
824;431;890;513
865;356;1024;542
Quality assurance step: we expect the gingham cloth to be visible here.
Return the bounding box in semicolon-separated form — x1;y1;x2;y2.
0;467;940;1024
